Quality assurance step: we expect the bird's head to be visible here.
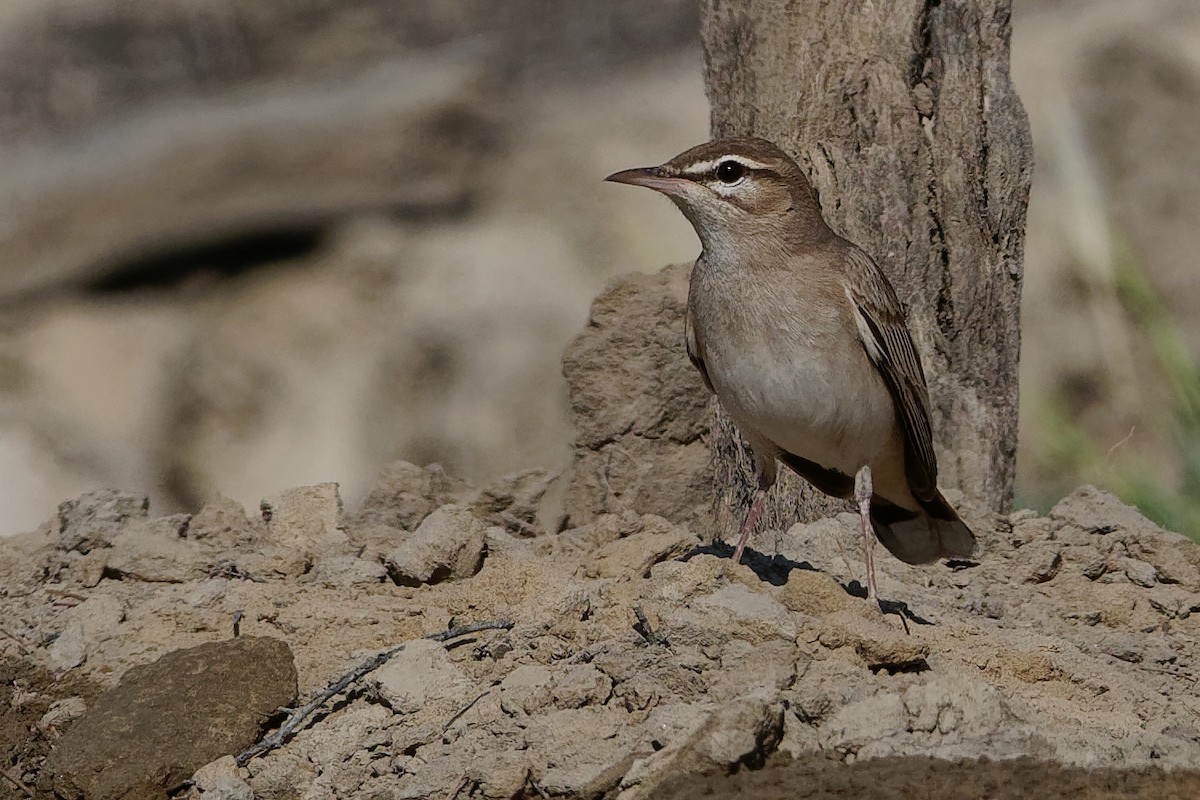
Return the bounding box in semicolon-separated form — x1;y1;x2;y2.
605;137;831;258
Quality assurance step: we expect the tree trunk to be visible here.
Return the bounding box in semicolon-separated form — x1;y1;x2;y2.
701;0;1032;527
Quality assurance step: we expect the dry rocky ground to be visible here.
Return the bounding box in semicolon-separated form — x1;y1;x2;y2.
3;271;1200;799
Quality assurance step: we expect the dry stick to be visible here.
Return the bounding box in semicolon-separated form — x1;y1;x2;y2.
632;606;667;647
0;766;34;798
498;510;539;537
528;777;552;800
236;619;513;766
449;775;471;800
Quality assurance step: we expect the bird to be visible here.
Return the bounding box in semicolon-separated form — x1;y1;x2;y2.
605;136;975;604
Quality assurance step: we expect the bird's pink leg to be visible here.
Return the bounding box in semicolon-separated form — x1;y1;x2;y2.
854;465;881;609
731;486;768;564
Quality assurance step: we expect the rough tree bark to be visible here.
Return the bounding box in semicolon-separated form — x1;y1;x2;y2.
701;0;1032;529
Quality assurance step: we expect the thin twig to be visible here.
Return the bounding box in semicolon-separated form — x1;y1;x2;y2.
449;775;471;800
0;626;32;655
632;606;667;647
440;688;491;734
236;619;513;766
425;620;513;643
0;766;34;797
528;777;551;800
498;510;538;537
44;588;88;602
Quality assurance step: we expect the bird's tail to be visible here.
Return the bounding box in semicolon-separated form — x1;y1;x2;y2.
869;490;976;565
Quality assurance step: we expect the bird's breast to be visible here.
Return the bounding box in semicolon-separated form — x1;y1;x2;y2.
690;272;896;474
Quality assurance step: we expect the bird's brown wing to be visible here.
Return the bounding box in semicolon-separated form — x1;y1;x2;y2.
684;303;714;393
842;247;938;502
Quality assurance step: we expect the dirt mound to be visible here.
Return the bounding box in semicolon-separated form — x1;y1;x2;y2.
2;271;1200;798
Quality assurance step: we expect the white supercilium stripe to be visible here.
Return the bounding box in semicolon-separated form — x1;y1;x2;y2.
679;154;771;178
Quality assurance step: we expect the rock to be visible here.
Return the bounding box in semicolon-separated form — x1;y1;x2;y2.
182;580;229;609
200;775;254;800
782;658;877;732
778;568;859;617
261;483;345;550
243;751;317;800
374;639;472;715
105;514;208;583
586;515;701;579
1015;541;1063;584
257;483;349;576
46;637;296;800
814;612;930;673
57;490;149;554
38;696;87;732
188;496;264;548
820;676;1045;763
384;504;487;586
464;751;533;800
470;468;558;536
1049;486;1163;539
499;664;555;715
683;691;786;769
309;555;388;588
688;583;798;643
817;692;909;758
560;265;714;533
47;594;125;671
353;461;470;533
525;707;640;796
552;664;613;709
192;755;240;791
1120;557;1158;588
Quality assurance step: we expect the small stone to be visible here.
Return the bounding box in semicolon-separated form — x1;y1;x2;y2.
586;515;700;579
685;691;785;768
38;696;87;731
778;569;858;617
374;639;472;714
193;755;240;791
354;461;469;531
469;468;556;535
1017;542;1062;583
260;483;347;553
202;774;254;800
1008;508;1038;523
499;664;554;715
189;495;263;547
1094;631;1145;663
105;515;208;582
1049;486;1162;539
384;504;487;586
57;489;149;554
182;579;229;608
466;752;533;800
310;554;388;588
1082;558;1110;580
552;664;613;708
820;693;908;754
47;594;125;671
1121;557;1158;588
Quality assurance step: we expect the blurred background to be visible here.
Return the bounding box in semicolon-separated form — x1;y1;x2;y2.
0;0;1197;541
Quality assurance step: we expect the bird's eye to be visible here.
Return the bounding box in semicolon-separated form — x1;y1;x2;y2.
715;160;746;184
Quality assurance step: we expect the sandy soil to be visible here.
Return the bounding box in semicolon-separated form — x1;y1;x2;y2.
3;272;1199;799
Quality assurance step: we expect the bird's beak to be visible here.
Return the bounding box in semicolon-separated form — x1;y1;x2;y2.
604;166;688;196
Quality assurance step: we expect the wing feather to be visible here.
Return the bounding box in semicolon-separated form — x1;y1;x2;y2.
843;247;938;501
684;303;714;393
